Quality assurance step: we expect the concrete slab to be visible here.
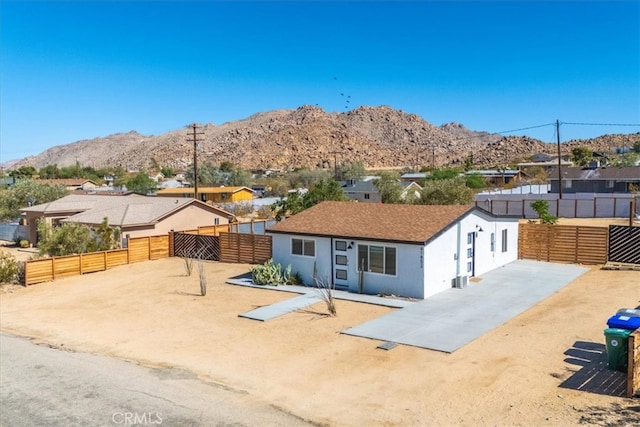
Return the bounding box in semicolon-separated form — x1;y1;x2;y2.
239;293;323;321
342;260;589;353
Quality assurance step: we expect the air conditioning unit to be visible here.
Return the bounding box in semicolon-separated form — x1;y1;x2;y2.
453;275;468;289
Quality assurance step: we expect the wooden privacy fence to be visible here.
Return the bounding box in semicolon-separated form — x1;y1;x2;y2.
219;232;272;264
24;235;170;286
629;329;640;398
518;223;608;264
172;232;220;261
180;223;231;236
608;225;640;264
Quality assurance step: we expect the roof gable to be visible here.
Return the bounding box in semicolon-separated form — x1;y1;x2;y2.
267;201;476;244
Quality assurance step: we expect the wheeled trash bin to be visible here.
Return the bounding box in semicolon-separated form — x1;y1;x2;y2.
604;328;632;372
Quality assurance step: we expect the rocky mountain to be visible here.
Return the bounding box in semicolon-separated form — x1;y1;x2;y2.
11;105;640;172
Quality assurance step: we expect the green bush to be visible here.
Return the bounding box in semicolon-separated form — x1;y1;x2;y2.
250;259;300;286
0;251;19;284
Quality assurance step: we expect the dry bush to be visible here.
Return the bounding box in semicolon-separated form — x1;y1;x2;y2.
314;276;336;317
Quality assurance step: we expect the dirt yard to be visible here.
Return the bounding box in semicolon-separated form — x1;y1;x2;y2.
1;255;639;426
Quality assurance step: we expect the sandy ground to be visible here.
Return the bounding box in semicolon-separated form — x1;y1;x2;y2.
1;253;639;426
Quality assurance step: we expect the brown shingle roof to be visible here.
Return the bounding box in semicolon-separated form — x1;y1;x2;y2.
267;201;475;244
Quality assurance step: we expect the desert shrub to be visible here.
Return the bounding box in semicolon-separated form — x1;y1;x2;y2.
315;276;337;316
220;202;254;218
19;240;29;248
0;251;19;283
197;261;207;296
250;259;299;286
255;205;273;219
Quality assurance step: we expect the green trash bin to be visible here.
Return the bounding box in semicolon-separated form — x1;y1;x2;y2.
604;328;632;372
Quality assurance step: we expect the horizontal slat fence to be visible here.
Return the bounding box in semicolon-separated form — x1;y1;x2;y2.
219;232;272;264
629;329;640;398
518;223;608;264
181;224;231;236
24;235;169;286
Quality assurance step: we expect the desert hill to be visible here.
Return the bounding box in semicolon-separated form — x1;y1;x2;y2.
12;105;639;171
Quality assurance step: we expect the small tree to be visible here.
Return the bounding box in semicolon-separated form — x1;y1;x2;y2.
530;200;558;225
0;180;68;221
572;147;593;167
0;251;20;284
419;177;475;205
336;161;366;181
125;173;157;194
375;171;404;204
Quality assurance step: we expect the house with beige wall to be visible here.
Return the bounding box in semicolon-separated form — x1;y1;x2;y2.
20;194;235;245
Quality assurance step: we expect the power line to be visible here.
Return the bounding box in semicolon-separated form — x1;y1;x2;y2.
561;121;640;127
495;123;556;135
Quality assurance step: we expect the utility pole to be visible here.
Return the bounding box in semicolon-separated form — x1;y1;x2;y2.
556;119;563;199
330;150;340;180
188;123;204;201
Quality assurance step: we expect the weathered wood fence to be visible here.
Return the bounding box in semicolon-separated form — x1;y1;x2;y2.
518;223;609;264
24;235;170;286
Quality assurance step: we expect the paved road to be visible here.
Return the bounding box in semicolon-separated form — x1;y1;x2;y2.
0;333;313;427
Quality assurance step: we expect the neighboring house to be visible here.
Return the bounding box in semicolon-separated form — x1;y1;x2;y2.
548;166;640;194
516;159;573;172
156;186;254;203
343;180;381;203
20;193;235;244
267;201;519;299
149;172;165;182
401;181;422;201
39;178;99;191
400;172;428;184
158;179;189;189
466;170;523;186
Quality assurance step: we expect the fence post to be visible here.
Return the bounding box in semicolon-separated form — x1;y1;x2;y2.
169;231;174;257
24;260;29;286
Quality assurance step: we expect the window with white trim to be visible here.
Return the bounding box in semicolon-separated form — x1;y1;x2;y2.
292;238;315;257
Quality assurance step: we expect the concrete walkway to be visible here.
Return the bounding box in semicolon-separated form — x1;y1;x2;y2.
342;260;589;353
230;276;413;321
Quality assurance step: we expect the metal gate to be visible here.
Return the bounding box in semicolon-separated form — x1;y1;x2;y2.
173;232;220;261
608;225;640;264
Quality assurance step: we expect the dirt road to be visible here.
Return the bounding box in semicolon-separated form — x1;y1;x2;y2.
1;256;639;426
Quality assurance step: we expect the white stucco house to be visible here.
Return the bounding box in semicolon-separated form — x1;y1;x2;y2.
266;201;519;299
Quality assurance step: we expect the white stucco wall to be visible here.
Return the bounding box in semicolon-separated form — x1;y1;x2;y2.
354;240;424;299
269;210;519;300
270;234;426;298
424;212;519;297
423;225;460;298
270;234;332;286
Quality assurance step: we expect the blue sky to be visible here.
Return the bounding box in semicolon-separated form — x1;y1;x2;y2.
1;0;639;163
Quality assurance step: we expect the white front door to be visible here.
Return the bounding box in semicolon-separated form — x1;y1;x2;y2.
333;240;349;290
